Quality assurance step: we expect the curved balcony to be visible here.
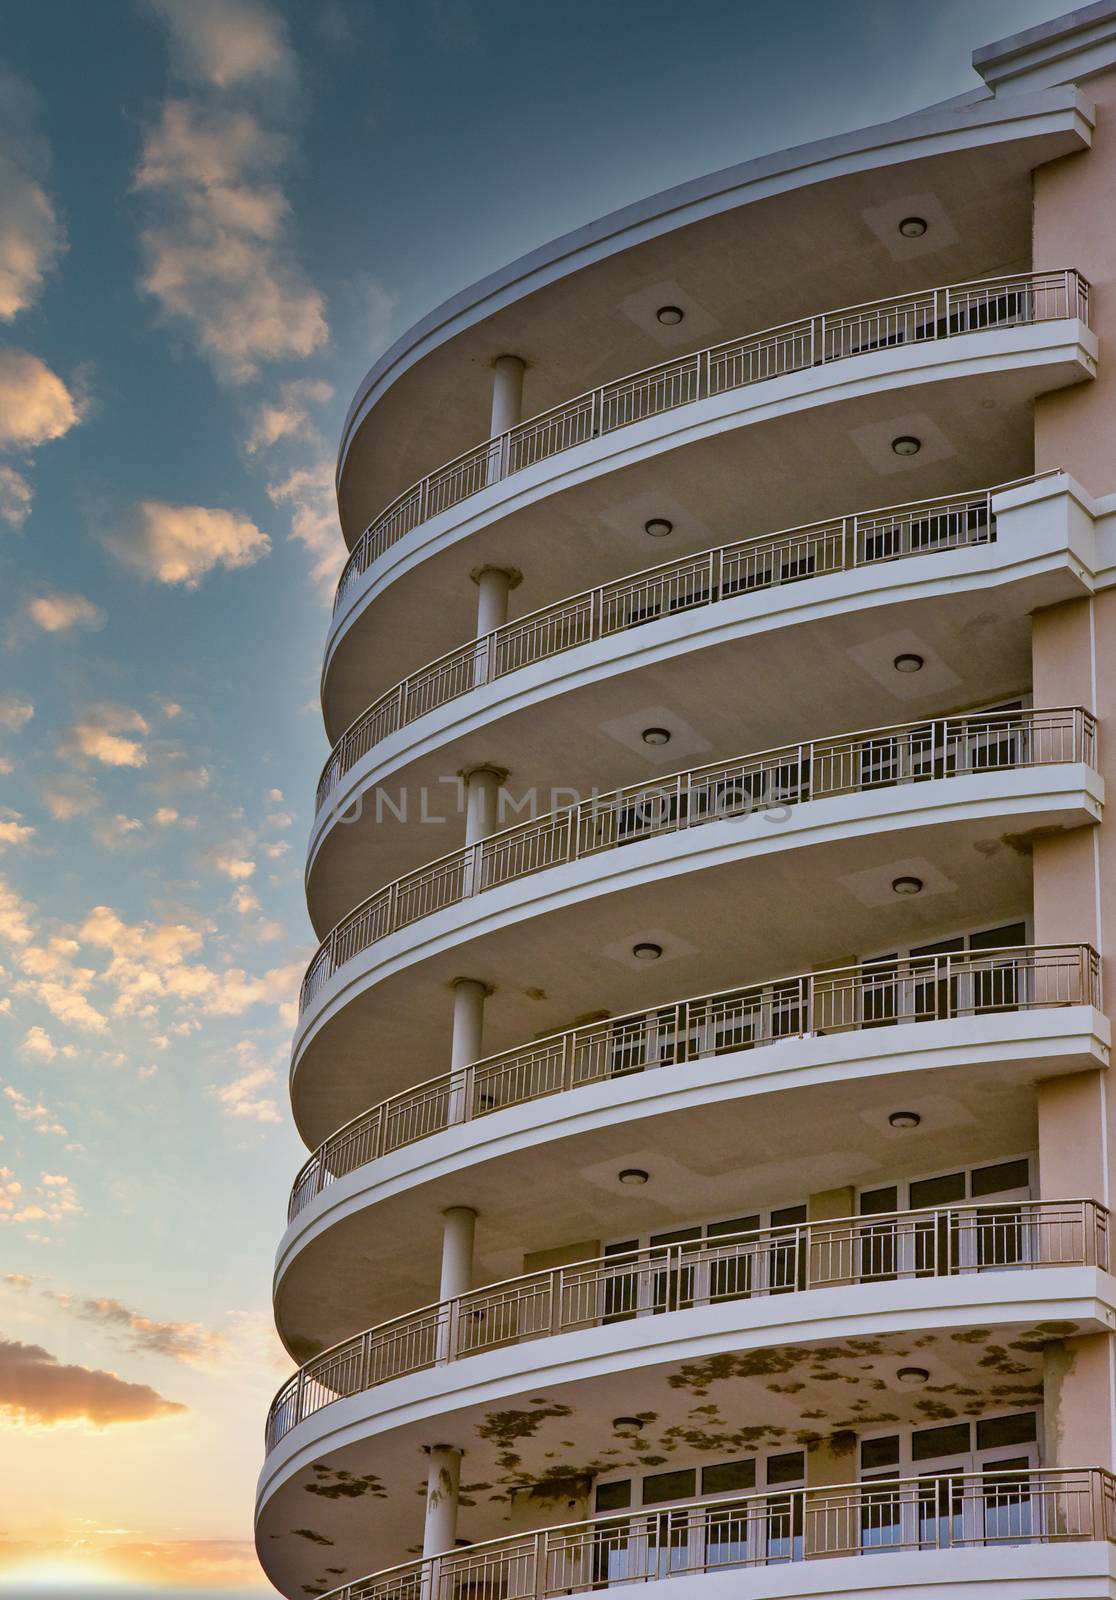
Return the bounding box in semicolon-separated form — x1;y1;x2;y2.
319;482;1024;815
266;1197;1108;1452
300;707;1097;1017
333;270;1089;615
290;1466;1116;1600
289;943;1098;1224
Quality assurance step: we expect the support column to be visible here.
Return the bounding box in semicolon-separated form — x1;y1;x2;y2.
423;1444;462;1557
490;355;525;438
450;978;487;1072
464;766;504;845
471;566;521;684
439;1206;477;1302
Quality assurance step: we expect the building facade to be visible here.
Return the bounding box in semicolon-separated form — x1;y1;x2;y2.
257;7;1116;1599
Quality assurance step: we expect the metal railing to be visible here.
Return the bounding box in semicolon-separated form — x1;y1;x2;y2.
319;476;1049;813
312;1467;1116;1600
300;706;1096;1014
267;1198;1108;1450
334;269;1090;614
290;943;1099;1222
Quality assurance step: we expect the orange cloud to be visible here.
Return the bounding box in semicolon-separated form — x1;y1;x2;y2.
58;1294;227;1366
25;590;106;633
57;703;149;768
105;498;270;586
0;1336;185;1426
0;348;82;449
0;1533;266;1589
145;0;294;88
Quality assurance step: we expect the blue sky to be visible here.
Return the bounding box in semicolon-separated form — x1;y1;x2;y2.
0;0;1069;1592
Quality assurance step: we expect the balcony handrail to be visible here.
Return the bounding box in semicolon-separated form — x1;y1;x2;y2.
318;472;1062;813
266;1197;1109;1451
307;1465;1116;1600
334;268;1090;613
289;942;1101;1222
300;705;1097;1014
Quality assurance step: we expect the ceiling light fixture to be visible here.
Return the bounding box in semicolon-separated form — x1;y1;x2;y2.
613;1416;644;1435
897;1366;930;1386
889;1110;922;1130
644;518;673;538
632;942;662;960
891;876;923;896
618;1169;649;1186
891;435;922;457
898;217;928;239
641;727;671;746
893;653;924;674
656;305;684;326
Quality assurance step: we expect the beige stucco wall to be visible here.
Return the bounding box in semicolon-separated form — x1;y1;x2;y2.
1043;1333;1114;1469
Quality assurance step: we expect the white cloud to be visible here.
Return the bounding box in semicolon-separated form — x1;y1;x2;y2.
104;499;269;586
144;0;294;88
16;937;107;1034
0;698;32;732
266;455;342;588
25;592;105;633
211;848;255;882
0;813;34;850
40;773;98;821
133;99;327;383
91;814;145;850
3;1086;66;1137
208;1043;280;1123
0;349;83;450
152;807;179;826
0;66;66;321
58;705;149;769
231;885;259;914
0;464;33;527
19;1026;57;1063
245;376;332;455
0;879;34;946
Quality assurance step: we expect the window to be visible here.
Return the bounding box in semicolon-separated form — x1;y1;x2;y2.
702;1460;756;1496
643;1470;696;1506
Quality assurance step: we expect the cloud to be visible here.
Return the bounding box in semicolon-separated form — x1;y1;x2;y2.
0;812;34;850
91;814;145;850
267;454;343;588
0;696;32;731
0;463;33;527
0;66;66;321
55;1293;227;1366
40;772;98;820
133;98;327;382
0;878;34;946
0;1336;184;1426
208;1046;280;1123
3;1086;66;1136
18;1025;58;1061
15;934;107;1032
144;0;294;87
231;885;259;914
25;591;105;633
0;348;82;449
104;498;269;586
211;847;255;881
57;704;149;768
245;375;333;454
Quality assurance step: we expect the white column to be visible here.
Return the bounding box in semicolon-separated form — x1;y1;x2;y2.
474;566;515;637
439;1206;477;1301
423;1445;462;1557
490;355;525;437
451;978;487;1072
464;767;502;845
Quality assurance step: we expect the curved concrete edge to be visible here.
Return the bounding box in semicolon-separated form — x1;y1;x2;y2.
275;1007;1112;1294
335;84;1093;517
257;1268;1116;1512
326;319;1096;673
291;766;1106;1082
310;477;1100;887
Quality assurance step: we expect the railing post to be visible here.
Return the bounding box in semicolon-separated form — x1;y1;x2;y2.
550;1268;563;1336
846;515;856;569
935;286;948;336
533;1529;547;1600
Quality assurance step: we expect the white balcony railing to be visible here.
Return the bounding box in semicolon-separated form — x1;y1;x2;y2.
334;269;1090;615
301;707;1097;1015
290;943;1099;1223
320;476;1052;813
301;1466;1116;1600
267;1198;1108;1451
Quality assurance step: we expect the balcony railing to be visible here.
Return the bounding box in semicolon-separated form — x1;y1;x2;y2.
290;943;1099;1223
301;706;1096;1014
308;1466;1116;1600
320;476;1051;813
334;269;1090;614
268;1198;1107;1451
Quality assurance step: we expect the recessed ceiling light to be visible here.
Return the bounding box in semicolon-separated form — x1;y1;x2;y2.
891;435;921;457
618;1169;649;1186
891;876;923;896
889;1110;922;1129
644;518;673;538
656;305;684;326
641;727;671;746
612;1416;644;1435
632;942;662;960
893;653;924;674
898;217;928;239
897;1366;930;1386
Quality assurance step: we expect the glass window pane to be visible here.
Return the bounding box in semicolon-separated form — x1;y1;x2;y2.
642;1469;696;1505
650;1228;701;1248
771;1205;807;1228
969;923;1027;951
861;1436;900;1470
706;1216;759;1239
976;1412;1037;1450
909;1172;966;1209
766;1451;805;1484
702;1459;756;1495
912;1422;971;1461
971;1159;1030;1198
910;937;965;958
596;1480;631;1511
605;1240;638;1256
860;1187;898;1216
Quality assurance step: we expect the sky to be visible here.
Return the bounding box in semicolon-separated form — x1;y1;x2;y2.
0;0;1074;1594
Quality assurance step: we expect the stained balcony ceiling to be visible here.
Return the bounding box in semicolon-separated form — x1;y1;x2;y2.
336;141;1047;538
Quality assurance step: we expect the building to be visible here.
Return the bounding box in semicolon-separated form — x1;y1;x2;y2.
256;7;1116;1598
